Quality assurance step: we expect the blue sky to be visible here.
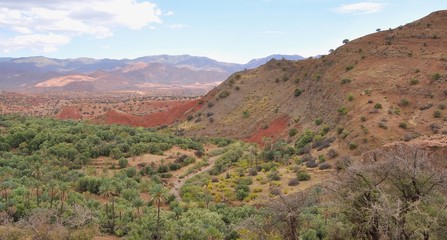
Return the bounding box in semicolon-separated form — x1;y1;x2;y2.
0;0;445;63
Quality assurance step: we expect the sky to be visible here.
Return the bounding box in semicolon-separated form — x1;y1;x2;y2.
0;1;446;63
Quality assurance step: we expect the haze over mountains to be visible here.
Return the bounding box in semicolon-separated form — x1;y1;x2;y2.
0;54;303;94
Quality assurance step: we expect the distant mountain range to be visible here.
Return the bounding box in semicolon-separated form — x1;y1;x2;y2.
0;54;304;94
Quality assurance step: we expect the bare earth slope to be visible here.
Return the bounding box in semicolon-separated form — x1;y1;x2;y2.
180;10;447;155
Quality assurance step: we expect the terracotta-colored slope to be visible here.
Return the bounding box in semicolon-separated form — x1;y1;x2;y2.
95;99;199;127
244;115;290;145
55;106;82;120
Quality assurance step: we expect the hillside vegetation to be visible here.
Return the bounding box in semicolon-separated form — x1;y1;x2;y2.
182;11;447;156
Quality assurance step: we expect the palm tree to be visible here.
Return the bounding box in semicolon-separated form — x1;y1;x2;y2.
47;180;58;209
99;180;118;233
149;184;168;240
59;182;69;214
132;198;144;217
31;163;43;206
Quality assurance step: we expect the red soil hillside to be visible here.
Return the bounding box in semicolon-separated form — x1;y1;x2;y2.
244;115;290;145
179;10;447;155
94;99;200;128
55;106;82;120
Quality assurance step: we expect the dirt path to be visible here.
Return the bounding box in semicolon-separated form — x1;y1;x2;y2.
169;156;217;201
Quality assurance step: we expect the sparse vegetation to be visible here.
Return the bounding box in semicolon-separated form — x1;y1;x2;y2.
347;94;354;101
409;78;419;85
218;90;230;98
341;78;352;84
294;88;303;97
432;72;442;80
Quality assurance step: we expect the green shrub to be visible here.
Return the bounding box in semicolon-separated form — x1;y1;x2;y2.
314;118;323;126
268;170;281;181
289;128;298;137
347;94;354;101
349;142;357;150
219;90;230;98
337;107;348;115
409;78;419;85
432;73;441;80
399;122;408;129
157;165;169;173
400;98;410;106
294;88;303;97
434;110;442;118
374;103;382;109
118;158;128;169
341;78;352;84
169;163;181;171
297;171;310;181
295;129;315;148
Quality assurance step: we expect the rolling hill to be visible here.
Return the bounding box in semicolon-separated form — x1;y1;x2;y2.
177;10;447;155
0;54;303;94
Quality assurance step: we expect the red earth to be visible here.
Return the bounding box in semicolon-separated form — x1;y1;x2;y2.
244;115;290;145
95;99;200;128
55;106;82;120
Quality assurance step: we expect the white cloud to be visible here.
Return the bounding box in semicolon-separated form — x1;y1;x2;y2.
169;24;188;29
0;33;71;53
334;2;385;15
0;0;162;53
164;11;174;16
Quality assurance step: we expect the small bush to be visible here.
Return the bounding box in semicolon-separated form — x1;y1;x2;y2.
400;98;410;107
118;158;128;169
268;170;281;181
248;168;258;176
288;178;300;186
345;65;354;71
318;162;332;170
219;90;230;99
378;122;388;129
399;122;408;129
432;73;441;80
360;116;367;122
207;102;214;108
337;107;348;115
157;165;169;173
349;142;357;150
301;154;315;163
327;149;338;159
289;128;298;137
374;103;382;109
347;94;354;101
297;171;311;181
236;189;249;201
430;123;441;133
341;78;352;84
305;159;318;168
409;78;419;85
187;115;194;121
434;110;442;118
169;163;181;171
314;118;323;125
294;88;303;97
